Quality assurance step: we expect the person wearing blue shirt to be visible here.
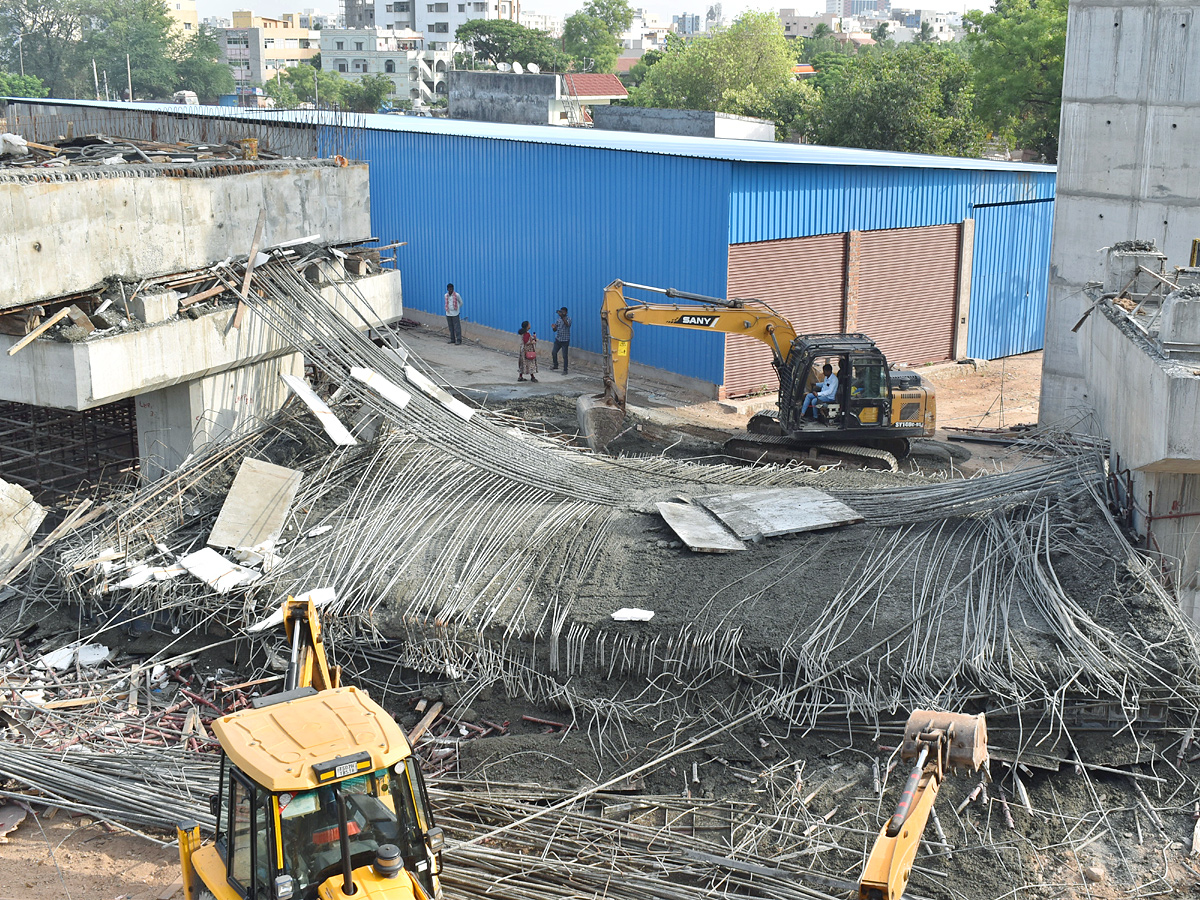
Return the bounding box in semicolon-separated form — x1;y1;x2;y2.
800;364;838;419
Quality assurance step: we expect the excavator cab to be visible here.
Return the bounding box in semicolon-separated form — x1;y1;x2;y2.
779;336;896;436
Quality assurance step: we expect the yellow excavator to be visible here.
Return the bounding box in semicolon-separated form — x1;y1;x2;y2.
859;710;988;900
577;280;936;467
178;596;444;900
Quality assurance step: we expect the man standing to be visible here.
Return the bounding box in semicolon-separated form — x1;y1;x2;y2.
551;306;571;374
444;283;463;345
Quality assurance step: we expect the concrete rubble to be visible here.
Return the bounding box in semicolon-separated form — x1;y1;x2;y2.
0;248;1199;899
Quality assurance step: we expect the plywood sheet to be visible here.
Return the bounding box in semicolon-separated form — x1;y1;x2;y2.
656;501;745;553
207;457;303;550
697;488;862;540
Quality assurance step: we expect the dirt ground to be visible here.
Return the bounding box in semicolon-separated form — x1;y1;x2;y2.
5;348;1181;900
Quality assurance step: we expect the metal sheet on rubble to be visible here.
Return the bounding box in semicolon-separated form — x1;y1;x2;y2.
697;488;862;540
207;457;303;550
656;501;745;553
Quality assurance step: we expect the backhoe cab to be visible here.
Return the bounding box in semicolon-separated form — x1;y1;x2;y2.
178;597;444;900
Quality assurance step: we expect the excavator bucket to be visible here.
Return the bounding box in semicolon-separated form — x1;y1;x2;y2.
577;394;626;452
899;710;987;771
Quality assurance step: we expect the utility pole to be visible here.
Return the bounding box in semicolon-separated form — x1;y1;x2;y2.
92;59;100;100
16;34;24;77
126;52;133;101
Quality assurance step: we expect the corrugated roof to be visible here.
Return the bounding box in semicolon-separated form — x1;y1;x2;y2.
2;98;1057;173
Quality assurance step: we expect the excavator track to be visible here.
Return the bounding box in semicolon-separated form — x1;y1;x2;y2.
724;431;900;472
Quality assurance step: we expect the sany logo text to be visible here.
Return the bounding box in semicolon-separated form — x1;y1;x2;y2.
672;315;719;327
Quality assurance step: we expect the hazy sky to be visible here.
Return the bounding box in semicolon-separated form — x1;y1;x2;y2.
198;0;830;25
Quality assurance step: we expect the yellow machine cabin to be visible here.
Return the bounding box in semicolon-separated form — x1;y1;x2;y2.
178;598;444;900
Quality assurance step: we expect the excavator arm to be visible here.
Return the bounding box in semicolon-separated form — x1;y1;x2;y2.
580;279;798;449
282;594;341;692
858;711;987;900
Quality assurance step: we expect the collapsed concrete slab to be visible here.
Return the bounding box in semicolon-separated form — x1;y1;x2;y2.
0;477;46;574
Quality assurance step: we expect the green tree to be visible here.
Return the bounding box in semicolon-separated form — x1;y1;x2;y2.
264;72;300;108
79;0;177;98
914;20;935;42
580;0;632;37
808;50;852;92
629;11;795;113
341;72;394;112
869;21;890;44
455;18;563;68
624;47;662;87
563;11;620;73
810;22;832;39
795;33;851;64
966;0;1067;161
0;0;83;97
0;70;47;96
172;25;233;101
806;43;984;156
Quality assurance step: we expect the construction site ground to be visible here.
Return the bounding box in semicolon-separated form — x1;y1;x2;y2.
3;315;1198;900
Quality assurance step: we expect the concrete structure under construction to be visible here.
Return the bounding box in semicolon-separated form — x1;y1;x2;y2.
0;158;403;488
1040;0;1200;622
592;108;775;142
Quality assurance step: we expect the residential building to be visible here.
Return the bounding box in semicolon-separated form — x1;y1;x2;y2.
778;10;842;38
219;12;320;87
164;0;200;34
378;0;517;53
672;13;701;34
319;28;453;102
203;15;232;27
519;10;562;36
344;0;376;28
622;9;672;52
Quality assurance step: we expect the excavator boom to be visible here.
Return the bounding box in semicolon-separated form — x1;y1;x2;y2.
580;279;798;449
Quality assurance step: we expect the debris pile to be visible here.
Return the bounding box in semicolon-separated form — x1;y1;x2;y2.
0;132;272;170
2;247;1199;897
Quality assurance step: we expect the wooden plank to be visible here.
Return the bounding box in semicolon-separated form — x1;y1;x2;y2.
656;501;745;553
407;700;444;744
697;488;863;540
179;283;228;308
281;373;357;447
6;307;71;356
232;207;267;330
207;457;303;550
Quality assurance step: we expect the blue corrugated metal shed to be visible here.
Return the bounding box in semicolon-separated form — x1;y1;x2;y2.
7;100;1056;375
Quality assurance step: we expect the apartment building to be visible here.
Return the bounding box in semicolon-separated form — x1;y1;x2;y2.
519;9;562;36
219;11;320;86
377;0;517;52
164;0;200;34
319;28;454;102
621;8;672;52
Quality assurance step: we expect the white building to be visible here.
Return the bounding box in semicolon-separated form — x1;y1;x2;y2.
519;9;562;37
377;0;517;52
320;27;454;102
621;8;672;52
778;10;843;38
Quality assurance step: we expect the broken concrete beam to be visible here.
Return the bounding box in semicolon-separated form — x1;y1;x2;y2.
0;478;47;574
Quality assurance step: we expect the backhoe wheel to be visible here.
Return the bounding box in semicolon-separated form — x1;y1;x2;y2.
747;413;783;436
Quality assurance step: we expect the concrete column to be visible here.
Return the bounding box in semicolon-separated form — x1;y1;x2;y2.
843;230;861;332
953;218;974;359
136;352;304;481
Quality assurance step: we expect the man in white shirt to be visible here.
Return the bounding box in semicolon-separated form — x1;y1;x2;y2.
445;283;463;345
800;363;838;419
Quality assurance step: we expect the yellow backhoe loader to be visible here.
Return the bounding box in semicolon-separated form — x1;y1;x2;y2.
859;710;988;900
577;280;936;468
178;595;444;900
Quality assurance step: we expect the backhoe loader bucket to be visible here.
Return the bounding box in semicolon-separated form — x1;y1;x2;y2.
577;394;626;452
899;710;987;771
